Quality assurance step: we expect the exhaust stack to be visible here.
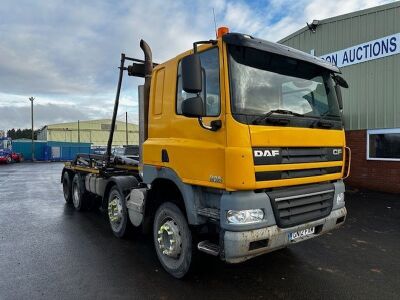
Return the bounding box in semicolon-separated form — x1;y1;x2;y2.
139;40;153;170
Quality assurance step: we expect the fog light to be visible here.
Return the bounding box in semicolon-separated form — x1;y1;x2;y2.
336;192;345;205
227;209;264;224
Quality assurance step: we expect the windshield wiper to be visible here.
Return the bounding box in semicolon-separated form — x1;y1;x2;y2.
252;109;304;125
311;111;337;128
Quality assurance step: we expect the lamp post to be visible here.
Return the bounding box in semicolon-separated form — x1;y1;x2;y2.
29;97;35;161
125;112;128;146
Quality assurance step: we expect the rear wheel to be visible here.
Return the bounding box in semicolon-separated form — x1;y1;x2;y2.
62;172;73;204
72;174;87;211
107;186;130;238
153;202;192;279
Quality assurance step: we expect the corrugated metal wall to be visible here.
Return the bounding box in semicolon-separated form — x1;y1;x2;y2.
38;119;139;146
279;2;400;130
13;140;91;161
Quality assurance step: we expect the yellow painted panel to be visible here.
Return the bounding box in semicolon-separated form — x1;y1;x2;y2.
143;36;347;192
249;125;345;147
144;138;225;188
153;68;165;115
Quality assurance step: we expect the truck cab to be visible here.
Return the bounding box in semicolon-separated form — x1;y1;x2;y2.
62;29;349;278
141;30;348;268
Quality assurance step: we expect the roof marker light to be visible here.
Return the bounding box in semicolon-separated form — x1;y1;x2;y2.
217;26;229;38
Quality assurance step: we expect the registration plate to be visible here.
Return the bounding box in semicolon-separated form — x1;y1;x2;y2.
288;227;315;241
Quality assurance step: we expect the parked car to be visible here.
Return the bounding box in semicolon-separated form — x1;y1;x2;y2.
0;150;12;164
12;152;23;162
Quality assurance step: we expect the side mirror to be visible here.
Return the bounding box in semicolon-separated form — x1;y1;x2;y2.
181;54;202;93
181;96;204;117
335;85;343;110
334;75;349;88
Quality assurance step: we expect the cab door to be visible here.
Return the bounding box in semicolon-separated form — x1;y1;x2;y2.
169;46;227;188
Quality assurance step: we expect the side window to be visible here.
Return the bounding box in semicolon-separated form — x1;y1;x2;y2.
176;47;220;116
153;68;165;115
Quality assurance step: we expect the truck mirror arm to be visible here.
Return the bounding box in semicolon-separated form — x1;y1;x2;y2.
198;118;222;131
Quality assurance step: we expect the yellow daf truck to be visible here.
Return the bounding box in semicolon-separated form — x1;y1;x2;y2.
62;28;350;278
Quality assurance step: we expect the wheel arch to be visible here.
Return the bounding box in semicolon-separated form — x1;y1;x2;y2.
101;176;139;209
143;165;201;225
61;167;74;183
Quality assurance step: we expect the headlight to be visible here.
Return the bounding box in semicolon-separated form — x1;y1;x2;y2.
226;209;264;224
336;192;345;205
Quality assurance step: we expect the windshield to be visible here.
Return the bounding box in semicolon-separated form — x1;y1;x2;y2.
0;140;11;150
228;45;341;127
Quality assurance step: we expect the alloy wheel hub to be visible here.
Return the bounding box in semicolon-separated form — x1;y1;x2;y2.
157;220;182;258
108;198;122;224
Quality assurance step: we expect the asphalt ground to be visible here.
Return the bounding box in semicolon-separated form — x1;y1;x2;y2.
0;162;399;299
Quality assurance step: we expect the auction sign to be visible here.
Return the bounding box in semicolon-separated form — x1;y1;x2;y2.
320;33;400;67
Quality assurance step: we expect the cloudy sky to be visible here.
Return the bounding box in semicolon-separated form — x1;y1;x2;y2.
0;0;395;130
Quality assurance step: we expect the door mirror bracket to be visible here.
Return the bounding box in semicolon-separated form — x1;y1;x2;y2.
198;118;222;131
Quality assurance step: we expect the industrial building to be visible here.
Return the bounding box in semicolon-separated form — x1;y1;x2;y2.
37;119;139;146
279;2;400;193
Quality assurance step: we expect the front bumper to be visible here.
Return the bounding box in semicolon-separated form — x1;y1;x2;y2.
222;207;347;263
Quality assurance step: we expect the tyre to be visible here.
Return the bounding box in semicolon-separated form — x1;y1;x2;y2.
72;174;87;211
107;186;130;238
153;202;192;279
6;156;11;164
62;172;73;204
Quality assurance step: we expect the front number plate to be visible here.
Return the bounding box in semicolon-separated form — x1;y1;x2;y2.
288;227;315;241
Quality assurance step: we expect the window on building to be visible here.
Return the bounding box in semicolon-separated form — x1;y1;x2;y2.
367;128;400;161
176;47;220;117
101;124;117;131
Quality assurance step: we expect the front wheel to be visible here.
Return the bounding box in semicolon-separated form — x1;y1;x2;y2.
153;202;192;279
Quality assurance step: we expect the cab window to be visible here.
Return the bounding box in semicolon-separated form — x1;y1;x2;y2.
176;47;220;117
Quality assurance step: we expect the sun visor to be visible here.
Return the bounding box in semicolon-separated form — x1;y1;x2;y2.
223;33;340;73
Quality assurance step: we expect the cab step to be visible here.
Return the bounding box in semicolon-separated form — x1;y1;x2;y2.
197;240;220;256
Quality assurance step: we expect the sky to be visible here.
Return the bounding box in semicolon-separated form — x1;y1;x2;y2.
0;0;396;130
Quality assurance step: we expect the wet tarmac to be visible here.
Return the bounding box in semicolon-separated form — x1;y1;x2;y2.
0;162;399;299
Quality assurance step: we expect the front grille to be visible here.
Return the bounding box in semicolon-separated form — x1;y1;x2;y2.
280;147;343;164
255;166;342;181
253;147;343;165
267;183;334;228
253;147;343;182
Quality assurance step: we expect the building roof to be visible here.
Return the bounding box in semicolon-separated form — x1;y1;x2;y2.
42;119;138;131
278;1;400;43
45;119;137;127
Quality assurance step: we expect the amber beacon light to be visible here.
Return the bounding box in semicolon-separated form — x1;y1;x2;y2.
217;26;229;38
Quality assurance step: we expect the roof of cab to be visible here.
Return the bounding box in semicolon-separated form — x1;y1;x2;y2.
223;32;340;73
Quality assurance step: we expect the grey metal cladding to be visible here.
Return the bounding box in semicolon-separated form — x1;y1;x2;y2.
278;2;400;130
